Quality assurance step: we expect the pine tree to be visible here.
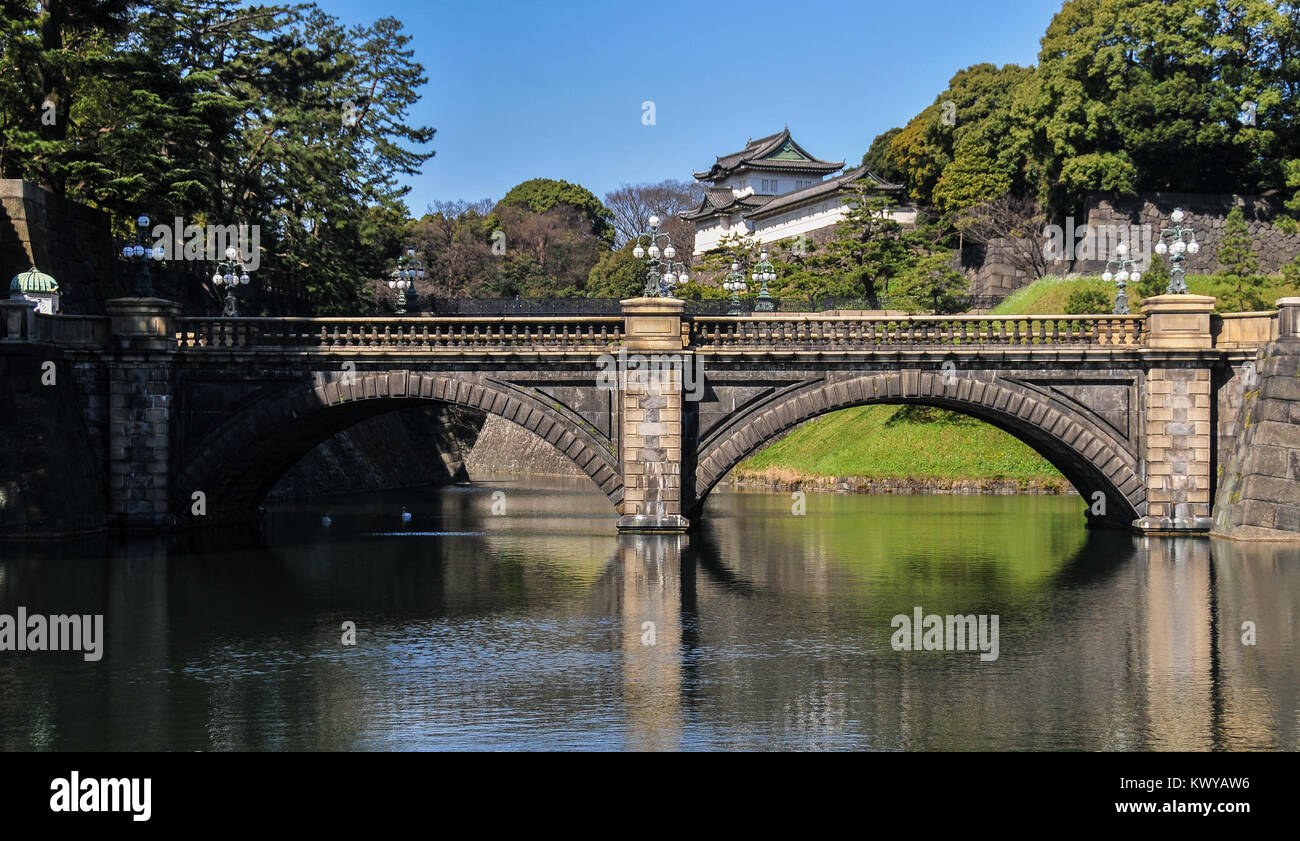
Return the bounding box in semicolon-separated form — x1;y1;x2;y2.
1218;206;1261;311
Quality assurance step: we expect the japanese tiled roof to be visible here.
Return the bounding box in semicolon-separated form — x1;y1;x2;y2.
745;166;903;219
693;127;844;182
681;188;772;221
681;167;902;222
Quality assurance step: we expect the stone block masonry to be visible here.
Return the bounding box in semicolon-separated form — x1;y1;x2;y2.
0;344;107;534
105;299;179;529
1122;295;1219;532
1213;299;1300;540
1138;366;1215;530
618;297;689;531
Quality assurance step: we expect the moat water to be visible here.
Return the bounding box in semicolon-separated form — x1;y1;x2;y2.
1;476;1297;750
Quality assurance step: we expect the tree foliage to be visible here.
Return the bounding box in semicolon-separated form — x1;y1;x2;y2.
884;63;1033;216
0;0;439;314
869;0;1300;228
1219;206;1259;277
891;252;971;313
862;127;903;184
1219;206;1266;309
498;178;614;247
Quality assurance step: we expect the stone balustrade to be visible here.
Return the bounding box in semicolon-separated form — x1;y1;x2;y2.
689;313;1146;349
174;316;624;351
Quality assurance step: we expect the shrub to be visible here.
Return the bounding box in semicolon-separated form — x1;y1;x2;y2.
1136;254;1170;299
1064;286;1113;314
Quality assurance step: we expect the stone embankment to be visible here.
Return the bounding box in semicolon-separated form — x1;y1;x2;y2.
1213;308;1300;540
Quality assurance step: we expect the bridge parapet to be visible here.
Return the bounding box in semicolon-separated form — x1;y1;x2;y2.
1212;311;1279;350
32;313;110;348
687;313;1146;350
174;316;623;353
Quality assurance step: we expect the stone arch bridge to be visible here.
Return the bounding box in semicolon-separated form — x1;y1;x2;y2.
1;294;1292;535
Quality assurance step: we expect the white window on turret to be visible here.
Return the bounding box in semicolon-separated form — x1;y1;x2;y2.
761;178;779;193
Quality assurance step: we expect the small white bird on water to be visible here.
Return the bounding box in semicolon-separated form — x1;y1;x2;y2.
401;506;412;524
321;513;332;528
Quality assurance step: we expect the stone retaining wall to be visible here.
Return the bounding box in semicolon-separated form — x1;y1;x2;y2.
1212;334;1300;540
967;191;1300;301
267;404;484;502
464;413;584;478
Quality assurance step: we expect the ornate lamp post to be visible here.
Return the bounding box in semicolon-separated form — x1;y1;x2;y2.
723;259;748;315
389;247;425;315
121;214;162;297
751;249;776;313
211;247;251;316
1101;242;1139;315
1153;207;1200;295
632;215;689;298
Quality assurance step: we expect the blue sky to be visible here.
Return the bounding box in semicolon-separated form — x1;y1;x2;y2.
315;0;1065;214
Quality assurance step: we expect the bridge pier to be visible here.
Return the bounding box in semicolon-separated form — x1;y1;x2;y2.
105;298;180;531
1133;295;1217;533
616;298;690;532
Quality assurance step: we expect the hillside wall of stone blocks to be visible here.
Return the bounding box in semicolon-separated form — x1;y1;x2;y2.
1213;337;1300;539
0;344;108;535
967;191;1300;302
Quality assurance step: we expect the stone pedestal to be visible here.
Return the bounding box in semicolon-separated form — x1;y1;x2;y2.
618;297;689;532
1134;294;1216;533
0;298;36;341
1141;294;1216;349
1277;297;1300;340
106;298;180;530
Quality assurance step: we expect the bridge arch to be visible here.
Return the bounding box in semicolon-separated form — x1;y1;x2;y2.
172;370;623;519
691;371;1147;527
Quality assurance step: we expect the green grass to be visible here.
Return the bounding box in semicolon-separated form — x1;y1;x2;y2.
991;274;1300;315
735;404;1067;486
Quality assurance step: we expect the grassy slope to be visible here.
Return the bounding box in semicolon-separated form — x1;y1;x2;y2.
736;404;1067;486
989;274;1300;315
734;273;1300;488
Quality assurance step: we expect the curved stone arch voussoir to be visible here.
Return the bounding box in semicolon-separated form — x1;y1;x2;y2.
692;372;1146;525
172;370;623;517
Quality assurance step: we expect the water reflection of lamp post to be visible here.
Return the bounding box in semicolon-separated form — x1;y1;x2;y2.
212;247;251;316
751;249;776;313
632;215;689;298
389;247;424;315
1153;207;1200;295
121;214;162;297
1102;242;1138;315
723;259;747;315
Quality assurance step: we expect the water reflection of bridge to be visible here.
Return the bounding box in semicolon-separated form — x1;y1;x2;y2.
1;516;1296;749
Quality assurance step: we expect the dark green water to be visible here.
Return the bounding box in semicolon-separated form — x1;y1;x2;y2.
1;476;1297;751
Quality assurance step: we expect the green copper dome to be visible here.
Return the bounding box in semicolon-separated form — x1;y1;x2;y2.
10;267;58;294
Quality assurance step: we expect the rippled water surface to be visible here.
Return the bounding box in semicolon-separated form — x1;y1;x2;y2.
1;477;1297;750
